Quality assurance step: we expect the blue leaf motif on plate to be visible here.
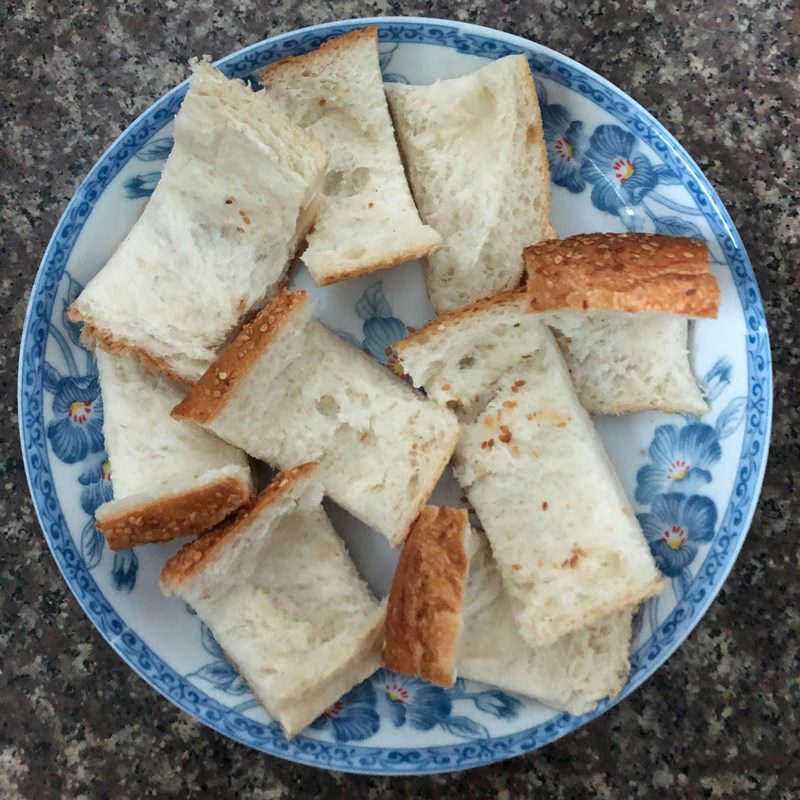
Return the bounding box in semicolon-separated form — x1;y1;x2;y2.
200;622;225;659
378;43;400;73
46;374;105;464
62;273;86;348
472;689;521;719
440;716;489;739
653;215;703;239
580;124;659;215
637;493;717;577
80;518;105;570
715;396;747;439
703;358;732;402
653;164;682;185
355;282;394;319
136;136;174;162
635;422;722;504
111;550;138;592
310;681;380;742
124;171;160;199
42;362;61;393
193;661;250;695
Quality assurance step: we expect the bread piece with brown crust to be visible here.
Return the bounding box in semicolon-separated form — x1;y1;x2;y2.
260;27;441;286
525;233;719;317
382;506;470;687
93;349;253;551
173;288;460;546
160;464;385;738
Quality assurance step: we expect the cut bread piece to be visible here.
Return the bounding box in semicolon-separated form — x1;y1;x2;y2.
161;464;385;738
93;349;253;551
382;506;470;687
385;55;553;313
452;330;666;647
260;27;441;285
69;61;328;384
394;290;708;417
525;233;720;317
172;289;460;546
459;530;634;715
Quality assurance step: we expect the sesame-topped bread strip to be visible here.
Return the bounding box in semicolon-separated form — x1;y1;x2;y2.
93;349;253;551
525;233;719;317
173;289;460;546
161;464;385;738
382;506;470;687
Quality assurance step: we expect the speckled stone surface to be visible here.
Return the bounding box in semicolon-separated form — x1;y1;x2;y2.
2;1;798;798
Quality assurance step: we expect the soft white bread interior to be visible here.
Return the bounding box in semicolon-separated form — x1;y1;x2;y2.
69;61;328;384
382;506;470;687
385;55;553;313
172;290;460;547
160;464;385;738
459;530;634;715
394;291;707;417
260;27;441;285
452;328;665;647
93;349;253;550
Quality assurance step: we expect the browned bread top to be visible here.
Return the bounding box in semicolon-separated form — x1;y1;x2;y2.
382;505;470;688
172;289;309;424
160;462;318;593
260;26;377;82
524;232;719;317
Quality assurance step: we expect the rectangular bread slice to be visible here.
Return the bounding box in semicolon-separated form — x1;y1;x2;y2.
525;233;720;317
452;329;665;647
69;61;329;384
459;530;634;715
260;27;441;285
172;290;460;546
382;506;470;687
394;290;708;417
93;350;253;550
385;55;554;313
160;464;385;738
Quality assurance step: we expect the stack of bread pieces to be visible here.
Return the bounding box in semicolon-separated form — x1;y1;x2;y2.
70;27;720;737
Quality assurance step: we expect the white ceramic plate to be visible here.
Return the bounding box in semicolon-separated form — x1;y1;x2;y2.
19;17;771;775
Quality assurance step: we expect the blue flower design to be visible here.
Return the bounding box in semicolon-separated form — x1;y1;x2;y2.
363;316;407;360
538;87;588;193
78;458;114;515
703;358;732;403
111;550;138;592
580;124;658;215
310;681;380;742
637;493;717;576
375;671;452;730
46;374;105;464
124;171;160;199
472;689;521;719
635;423;722;504
135;136;174;162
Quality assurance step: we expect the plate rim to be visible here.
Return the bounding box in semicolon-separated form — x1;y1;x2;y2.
17;15;773;775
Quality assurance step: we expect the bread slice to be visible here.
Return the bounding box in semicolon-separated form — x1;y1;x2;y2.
459;530;634;715
260;27;441;285
394;290;708;417
525;233;719;317
385;55;553;313
160;464;385;738
452;329;665;647
93;349;253;550
69;61;329;384
172;289;460;546
382;506;470;687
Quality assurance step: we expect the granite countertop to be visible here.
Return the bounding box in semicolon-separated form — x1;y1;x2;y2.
2;1;797;797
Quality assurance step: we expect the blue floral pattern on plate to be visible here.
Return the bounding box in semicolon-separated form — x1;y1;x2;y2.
18;18;771;774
